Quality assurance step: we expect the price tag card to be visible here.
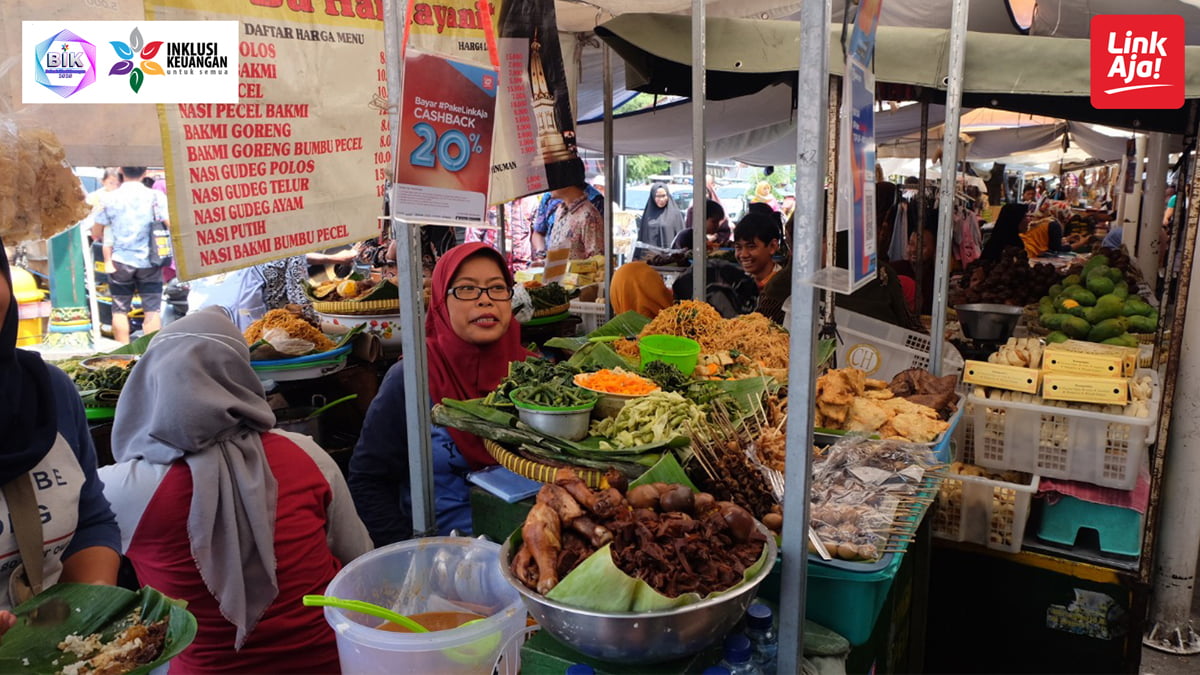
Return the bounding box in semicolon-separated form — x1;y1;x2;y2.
394;48;497;226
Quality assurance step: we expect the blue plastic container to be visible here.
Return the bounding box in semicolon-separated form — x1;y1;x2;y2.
1037;495;1143;557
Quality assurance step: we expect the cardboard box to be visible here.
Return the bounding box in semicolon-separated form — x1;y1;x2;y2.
1043;341;1137;378
1042;373;1129;405
963;360;1042;394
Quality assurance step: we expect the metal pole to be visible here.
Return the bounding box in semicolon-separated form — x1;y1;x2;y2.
603;43;616;318
386;0;436;536
929;0;970;375
916;97;929;317
1140;133;1169;282
691;0;707;301
1145;140;1200;655
778;0;830;671
496;204;507;259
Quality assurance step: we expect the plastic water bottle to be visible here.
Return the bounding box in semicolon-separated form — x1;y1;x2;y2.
745;603;778;673
720;633;764;675
565;665;595;675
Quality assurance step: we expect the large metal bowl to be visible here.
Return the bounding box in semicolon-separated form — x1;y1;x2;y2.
498;528;777;663
954;303;1024;342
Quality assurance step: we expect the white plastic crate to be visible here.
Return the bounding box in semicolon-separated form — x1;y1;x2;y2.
833;308;964;381
931;470;1039;553
970;370;1159;490
569;300;607;335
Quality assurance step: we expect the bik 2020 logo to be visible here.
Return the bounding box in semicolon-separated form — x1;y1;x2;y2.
33;30;97;99
109;27;166;94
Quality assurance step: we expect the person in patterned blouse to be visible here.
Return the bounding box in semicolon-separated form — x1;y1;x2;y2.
547;184;603;260
258;255;316;322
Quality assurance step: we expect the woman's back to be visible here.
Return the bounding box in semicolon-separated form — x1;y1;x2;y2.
126;432;345;674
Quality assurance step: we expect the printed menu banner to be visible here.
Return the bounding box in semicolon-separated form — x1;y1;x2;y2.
401;0;584;205
843;59;877;293
148;0;387;280
393;49;497;224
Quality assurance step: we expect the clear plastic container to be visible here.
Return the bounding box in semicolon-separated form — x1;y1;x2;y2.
322;537;526;674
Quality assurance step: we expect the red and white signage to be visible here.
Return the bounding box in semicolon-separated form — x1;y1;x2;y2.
1091;14;1184;110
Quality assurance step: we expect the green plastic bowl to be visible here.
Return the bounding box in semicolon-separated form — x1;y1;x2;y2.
639;334;702;375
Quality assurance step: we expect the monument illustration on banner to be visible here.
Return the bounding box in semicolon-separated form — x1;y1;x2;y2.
529;28;572;164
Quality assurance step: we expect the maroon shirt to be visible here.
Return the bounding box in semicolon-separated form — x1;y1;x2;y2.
126;433;345;674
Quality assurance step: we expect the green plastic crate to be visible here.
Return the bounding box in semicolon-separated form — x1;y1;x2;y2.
1037;495;1143;557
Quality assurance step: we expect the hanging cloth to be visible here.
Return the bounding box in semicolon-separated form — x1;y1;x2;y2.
887;201;910;262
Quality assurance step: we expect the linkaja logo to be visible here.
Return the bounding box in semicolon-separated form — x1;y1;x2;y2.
34;30;97;98
109;27;165;93
1091;15;1184;109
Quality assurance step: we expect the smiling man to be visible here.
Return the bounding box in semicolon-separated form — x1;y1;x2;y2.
733;212;783;289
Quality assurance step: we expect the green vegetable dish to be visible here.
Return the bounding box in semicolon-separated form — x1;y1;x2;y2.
510;383;597;410
484;358;585;407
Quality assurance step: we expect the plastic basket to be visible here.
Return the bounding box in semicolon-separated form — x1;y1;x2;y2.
569;299;607;336
806;552;902;646
970;370;1159;490
931;470;1039;553
833;308;964;380
1037;495;1143;557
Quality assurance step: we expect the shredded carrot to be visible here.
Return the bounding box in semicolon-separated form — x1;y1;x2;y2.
576;369;658;396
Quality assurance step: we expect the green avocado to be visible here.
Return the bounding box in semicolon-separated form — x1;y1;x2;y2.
1123;297;1153;317
1063;316;1092;339
1062;274;1083;288
1101;333;1140;348
1077;306;1096;322
1113;281;1129;300
1107;268;1125;284
1088;317;1129;342
1084;254;1110;274
1041;313;1071;331
1038;297;1055;317
1092;294;1125;322
1148;309;1160;324
1127;315;1157;334
1086;275;1115;297
1046;331;1070;344
1063;287;1097;306
1048;284;1064;299
1085;264;1111;282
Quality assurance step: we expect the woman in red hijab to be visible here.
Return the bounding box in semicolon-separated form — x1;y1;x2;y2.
349;243;529;545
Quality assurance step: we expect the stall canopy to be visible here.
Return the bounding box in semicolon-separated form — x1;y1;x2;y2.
592;14;1200;133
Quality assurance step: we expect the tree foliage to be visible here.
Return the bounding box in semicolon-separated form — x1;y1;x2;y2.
626;155;670;184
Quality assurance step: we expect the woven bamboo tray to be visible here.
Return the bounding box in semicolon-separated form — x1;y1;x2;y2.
311;298;400;315
483;439;604;488
532;302;571;318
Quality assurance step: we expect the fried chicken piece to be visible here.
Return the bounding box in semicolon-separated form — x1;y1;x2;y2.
816;369;864;407
863;389;896;400
878;397;941;419
522;502;562;594
555;468;623;519
511;543;539;590
536;484;612;547
888;412;950;443
845;398;891;433
865;378;889;390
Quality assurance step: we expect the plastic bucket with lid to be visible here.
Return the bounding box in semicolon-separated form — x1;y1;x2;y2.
322;537;525;674
639;334;702;375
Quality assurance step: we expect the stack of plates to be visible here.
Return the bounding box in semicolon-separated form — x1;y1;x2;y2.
249;344;352;382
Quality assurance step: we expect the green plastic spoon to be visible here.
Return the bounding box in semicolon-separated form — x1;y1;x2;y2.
302;594;429;632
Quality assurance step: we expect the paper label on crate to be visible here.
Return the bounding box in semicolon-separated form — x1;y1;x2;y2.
962;360;1041;393
1049;341;1138;378
1042;374;1129;405
1042;346;1125;378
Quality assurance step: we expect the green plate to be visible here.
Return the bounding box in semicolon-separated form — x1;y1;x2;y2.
0;584;197;674
521;312;570;326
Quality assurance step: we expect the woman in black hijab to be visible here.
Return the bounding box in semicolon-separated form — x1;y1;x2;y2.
0;238;119;632
980;203;1031;262
639;182;686;248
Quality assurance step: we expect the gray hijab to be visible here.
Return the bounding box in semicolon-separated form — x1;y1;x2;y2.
112;307;278;649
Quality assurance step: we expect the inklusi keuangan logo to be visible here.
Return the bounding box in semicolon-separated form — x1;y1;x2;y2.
108;27;230;93
1091;15;1184;109
33;30;97;98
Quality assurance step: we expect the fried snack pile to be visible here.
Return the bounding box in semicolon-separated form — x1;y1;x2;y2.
0;125;91;242
511;468;765;599
244;309;335;352
815;368;950;443
58;616;168;675
615;301;790;372
886;368;960;420
310;277;379;301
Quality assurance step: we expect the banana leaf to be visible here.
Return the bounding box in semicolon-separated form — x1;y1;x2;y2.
0;584;196;674
565;341;636;370
109;331;157;355
628;452;697;491
544;311;651;353
817;337;837;369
